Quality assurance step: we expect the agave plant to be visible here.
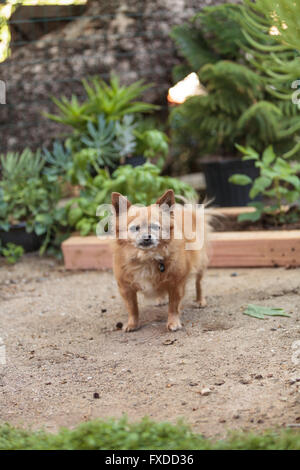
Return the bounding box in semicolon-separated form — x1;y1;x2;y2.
43;141;73;179
113;114;137;160
47;74;158;132
79;114;120;168
0;148;45;182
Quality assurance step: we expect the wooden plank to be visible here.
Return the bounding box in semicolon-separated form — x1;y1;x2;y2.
215;205;289;217
211;230;300;240
215;206;255;217
62;230;300;269
62;237;113;270
210;231;300;267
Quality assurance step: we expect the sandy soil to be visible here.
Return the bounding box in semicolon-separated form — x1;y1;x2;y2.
0;254;300;438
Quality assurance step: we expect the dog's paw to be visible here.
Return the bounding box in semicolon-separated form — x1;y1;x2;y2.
167;319;182;331
155;297;168;307
194;298;207;308
124;322;139;332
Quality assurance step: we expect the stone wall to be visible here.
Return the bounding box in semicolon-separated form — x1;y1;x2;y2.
0;0;237;152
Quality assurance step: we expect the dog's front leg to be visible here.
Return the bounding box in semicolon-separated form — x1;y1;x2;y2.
118;284;139;332
167;286;185;331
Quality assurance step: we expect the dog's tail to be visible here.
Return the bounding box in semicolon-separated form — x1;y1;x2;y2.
174;194;224;231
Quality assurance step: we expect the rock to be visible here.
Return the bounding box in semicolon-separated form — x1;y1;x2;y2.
240;378;251;385
200;387;211;396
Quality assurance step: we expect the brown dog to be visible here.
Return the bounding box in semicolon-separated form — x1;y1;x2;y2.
111;189;211;332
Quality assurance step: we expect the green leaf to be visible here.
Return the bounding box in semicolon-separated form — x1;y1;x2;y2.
68;207;83;227
262;146;276;165
235;144;259;160
237;209;262;222
249;176;272;198
229;174;252;186
243;304;290;320
1;243;24;264
34;224;47;236
0;222;10;231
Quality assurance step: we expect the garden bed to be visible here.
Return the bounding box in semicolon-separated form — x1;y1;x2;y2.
62;207;300;269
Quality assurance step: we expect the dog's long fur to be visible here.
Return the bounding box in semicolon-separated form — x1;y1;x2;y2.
111;189;212;332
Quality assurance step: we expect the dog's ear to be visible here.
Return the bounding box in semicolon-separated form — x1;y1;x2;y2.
111;192;131;215
156;189;175;208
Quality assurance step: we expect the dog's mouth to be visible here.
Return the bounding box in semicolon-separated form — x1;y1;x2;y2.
138;240;155;249
136;236;159;249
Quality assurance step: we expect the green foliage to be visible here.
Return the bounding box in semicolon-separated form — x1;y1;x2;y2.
229;145;300;223
0;242;24;264
135;129;169;169
46;74;168;173
1;148;44;182
237;1;300;158
70;114;121;174
43;141;73;179
64;163;197;236
0;149;68;255
169;2;300;166
47;74;158;132
44;115;169;183
170;4;247;81
113;114;137;159
253;0;300;50
243;304;290;320
0;417;299;450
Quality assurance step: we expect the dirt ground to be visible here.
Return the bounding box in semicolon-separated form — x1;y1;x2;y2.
0;254;300;438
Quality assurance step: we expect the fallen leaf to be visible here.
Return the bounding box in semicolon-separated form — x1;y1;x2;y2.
243;304;290;320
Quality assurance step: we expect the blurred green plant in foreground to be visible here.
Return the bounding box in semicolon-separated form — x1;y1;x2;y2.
0;417;299;450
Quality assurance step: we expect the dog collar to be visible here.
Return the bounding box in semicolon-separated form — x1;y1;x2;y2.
159;261;165;272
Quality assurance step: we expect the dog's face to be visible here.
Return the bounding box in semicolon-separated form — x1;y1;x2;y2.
111;190;175;250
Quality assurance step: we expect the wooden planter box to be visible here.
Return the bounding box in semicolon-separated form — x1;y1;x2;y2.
62;208;300;269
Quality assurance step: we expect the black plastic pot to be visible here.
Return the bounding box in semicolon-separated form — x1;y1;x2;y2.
0;223;44;252
106;155;146;176
202;158;260;207
123;155;146;167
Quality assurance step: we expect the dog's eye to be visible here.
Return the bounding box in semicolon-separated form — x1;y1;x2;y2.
129;225;140;232
150;223;160;231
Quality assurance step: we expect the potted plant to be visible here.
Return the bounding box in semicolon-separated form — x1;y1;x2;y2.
229;145;300;226
207;144;300;268
0;149;66;253
169;3;300;206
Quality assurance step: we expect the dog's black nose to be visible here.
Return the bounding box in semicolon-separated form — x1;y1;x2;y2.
142;234;152;241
